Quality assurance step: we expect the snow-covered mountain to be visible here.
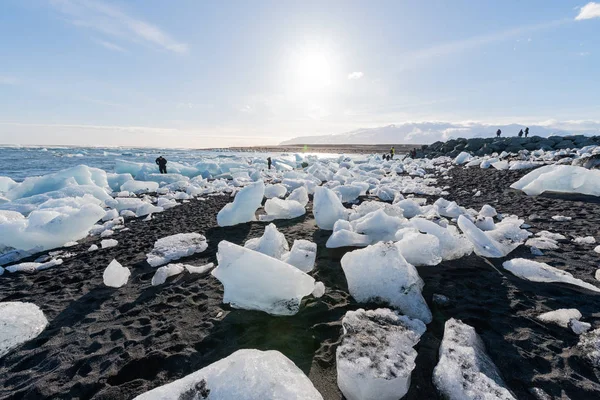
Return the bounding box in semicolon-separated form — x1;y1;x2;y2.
281;122;599;145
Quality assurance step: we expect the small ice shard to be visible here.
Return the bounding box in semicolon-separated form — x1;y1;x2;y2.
100;229;114;238
411;218;473;260
341;242;432;323
184;263;215;274
312;281;325;298
151;263;185;286
595;269;600;281
433;318;516;400
282;239;317;272
577;328;600;367
525;237;558;250
395;230;442;266
332;185;362;203
511;165;600;197
551;215;571;222
261;198;305;221
146;233;208;267
102;208;119;221
88;244;98;252
503;258;600;292
103;259;130;288
336;308;426;400
395;199;422;218
120;180;159;194
570;319;591;335
594;245;600;254
530;246;543;256
217;180;265;227
479;204;497;218
0;302;49;358
264;183;287;199
573;236;596;245
244;223;289;260
313;186;349;230
352;209;407;243
143;214;152;221
474;190;481;197
101;239;118;249
6;258;63;273
287;186;309;207
211;241;318;316
326;229;371;248
475;216;495;231
133;349;323;400
135;203;163;217
537;308;582;328
458;215;529;258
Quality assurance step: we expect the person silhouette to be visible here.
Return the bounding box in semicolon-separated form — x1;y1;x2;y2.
518;129;523;137
155;156;167;174
267;157;272;170
496;129;501;138
524;127;529;138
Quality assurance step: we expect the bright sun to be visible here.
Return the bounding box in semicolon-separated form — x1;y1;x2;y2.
288;45;337;95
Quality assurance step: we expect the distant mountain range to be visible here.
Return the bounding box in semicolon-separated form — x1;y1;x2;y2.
280;122;600;145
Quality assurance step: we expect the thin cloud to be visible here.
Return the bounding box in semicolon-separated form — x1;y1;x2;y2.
347;71;364;80
50;0;188;54
0;76;19;85
576;2;600;20
94;39;127;53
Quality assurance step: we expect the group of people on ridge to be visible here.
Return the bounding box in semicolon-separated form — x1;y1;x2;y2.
496;127;529;138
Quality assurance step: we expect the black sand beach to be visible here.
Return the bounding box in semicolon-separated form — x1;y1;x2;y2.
2;167;600;399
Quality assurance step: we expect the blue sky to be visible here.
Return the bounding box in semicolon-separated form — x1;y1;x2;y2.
0;0;599;147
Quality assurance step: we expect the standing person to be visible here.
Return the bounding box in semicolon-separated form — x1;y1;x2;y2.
155;156;167;174
267;157;272;170
496;129;501;138
518;129;523;137
524;127;529;138
390;146;395;159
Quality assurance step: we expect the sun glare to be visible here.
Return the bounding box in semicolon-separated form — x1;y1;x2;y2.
288;45;338;95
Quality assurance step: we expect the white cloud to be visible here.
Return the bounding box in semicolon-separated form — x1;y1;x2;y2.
0;76;19;85
94;39;127;53
579;51;591;56
50;0;188;53
347;71;364;80
576;2;600;20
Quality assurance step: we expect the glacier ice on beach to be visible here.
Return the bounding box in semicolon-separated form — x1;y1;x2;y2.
411;218;473;260
287;186;309;207
511;165;600;197
103;259;130;288
336;308;426;400
0;302;49;358
120;180;159;194
351;209;408;243
341;242;432;323
264;183;287;199
261;198;305;221
133;349;323;400
217;180;264;227
151;263;185;286
6;258;63;274
577;328;600;367
184;262;214;275
537;308;582;328
573;236;596;245
457;215;530;258
244;223;289;260
503;258;600;292
313;186;349;230
146;233;208;267
212;241;319;316
395;230;443;266
326;229;371;248
282;239;317;272
101;239;118;248
433;318;516;400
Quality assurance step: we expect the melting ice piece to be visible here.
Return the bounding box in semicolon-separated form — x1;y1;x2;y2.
313;186;349;230
103;259;130;288
333;185;362;203
351;209;407;243
411;218;473;260
101;239;118;249
244;223;289;260
217;180;265;227
287;186;309;207
326;229;371;248
261;198;305;221
6;258;63;273
573;236;596;245
503;258;600;293
336;308;426;400
511;165;600;197
341;242;432;323
184;263;214;274
133;349;323;400
146;233;208;267
458;215;530;258
282;239;317;272
0;302;48;358
264;184;287;199
577;328;600;367
454;151;473;165
570;319;591;335
479;204;497;218
537;308;582;328
212;241;319;316
433;318;516;400
151;263;185;286
396;231;442;266
120;180;159;194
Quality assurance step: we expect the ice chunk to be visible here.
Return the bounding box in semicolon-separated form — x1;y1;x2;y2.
101;239;118;249
282;239;317;272
100;229;114;238
217;180;265;227
525;237;559;250
184;263;214;274
333;185;362;203
577;328;600;367
458;215;529;258
511;165;600;197
479;204;497;218
326;229;371;248
454;151;473;165
395;199;422;218
336;308;426;400
0;302;48;358
313;186;349;230
351;209;407;243
103;259;130;288
341;242;432;323
135;203;163;217
133;349;323;400
146;233;208;267
411;218;473;260
287;186;309;207
151;263;185;286
433;318;516;400
537;308;582;328
0;176;18;193
6;258;63;273
573;236;596;245
88;244;98;252
551;215;571;222
244;223;289;260
261;198;305;221
503;258;600;292
396;231;442;266
312;281;325;298
211;241;318;316
570;319;591;335
264;184;287;199
475;216;495;231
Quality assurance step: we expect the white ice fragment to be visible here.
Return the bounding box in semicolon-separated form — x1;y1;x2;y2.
351;209;407;243
133;349;323;400
146;233;208;267
395;199;422;218
596;269;600;281
312;281;325;298
336;308;426;400
212;241;317;316
101;239;118;249
453;152;473;165
102;208;119;221
261;198;305;221
244;223;289;260
282;239;317;272
458;215;529;258
103;259;130;288
573;236;596;245
135;203;163;217
333;185;362;203
217;180;265;227
396;231;442;266
264;184;288;199
570;319;591;335
0;302;48;358
151;263;185;286
120;180;159;194
287;186;309;207
552;215;572;222
503;258;600;292
6;258;64;273
184;263;214;274
511;165;600;197
326;229;371;248
479;204;497;218
341;242;432;323
100;229;114;238
88;244;98;252
577;328;600;367
313;186;349;230
475;216;495;231
433;318;516;400
537;308;582;328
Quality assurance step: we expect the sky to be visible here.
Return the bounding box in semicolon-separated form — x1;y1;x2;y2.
1;0;599;148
